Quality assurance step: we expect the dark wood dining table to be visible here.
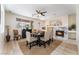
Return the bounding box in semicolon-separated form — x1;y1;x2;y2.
29;32;46;49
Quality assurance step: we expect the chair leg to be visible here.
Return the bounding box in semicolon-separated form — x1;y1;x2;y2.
29;43;31;49
51;38;53;42
16;37;18;40
44;43;46;48
46;40;51;46
14;37;15;40
52;39;53;42
26;41;28;46
48;41;50;46
29;46;31;49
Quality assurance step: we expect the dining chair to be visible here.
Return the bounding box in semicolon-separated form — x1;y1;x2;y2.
41;28;49;46
45;29;50;45
26;31;37;49
26;31;31;43
13;30;21;40
49;27;53;42
43;27;53;46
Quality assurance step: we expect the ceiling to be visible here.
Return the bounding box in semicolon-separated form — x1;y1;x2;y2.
4;4;76;20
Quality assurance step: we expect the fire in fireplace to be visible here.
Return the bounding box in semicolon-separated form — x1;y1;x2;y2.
56;30;64;37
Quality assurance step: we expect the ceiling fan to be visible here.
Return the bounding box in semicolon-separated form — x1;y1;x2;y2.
36;9;47;16
32;9;47;17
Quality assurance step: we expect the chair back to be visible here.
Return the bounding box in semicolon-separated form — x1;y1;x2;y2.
49;27;53;39
26;31;31;42
44;27;50;41
13;30;18;35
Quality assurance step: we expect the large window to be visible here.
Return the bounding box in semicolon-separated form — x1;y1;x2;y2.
16;18;33;29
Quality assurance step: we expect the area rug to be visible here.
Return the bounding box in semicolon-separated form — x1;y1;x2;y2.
18;40;62;55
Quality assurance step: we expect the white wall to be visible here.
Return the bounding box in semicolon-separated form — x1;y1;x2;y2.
33;19;45;30
47;15;68;27
76;5;79;54
0;5;5;54
60;15;68;27
76;5;79;42
0;5;5;33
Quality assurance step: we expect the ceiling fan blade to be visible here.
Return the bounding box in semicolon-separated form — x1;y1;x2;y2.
36;10;39;13
41;13;45;16
43;14;45;16
42;11;47;13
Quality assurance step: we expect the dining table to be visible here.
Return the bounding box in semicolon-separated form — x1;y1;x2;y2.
29;32;46;49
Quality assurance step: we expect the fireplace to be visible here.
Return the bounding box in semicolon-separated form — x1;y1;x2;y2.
56;30;64;37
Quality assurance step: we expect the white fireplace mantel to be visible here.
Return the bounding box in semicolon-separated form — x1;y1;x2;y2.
52;26;68;40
